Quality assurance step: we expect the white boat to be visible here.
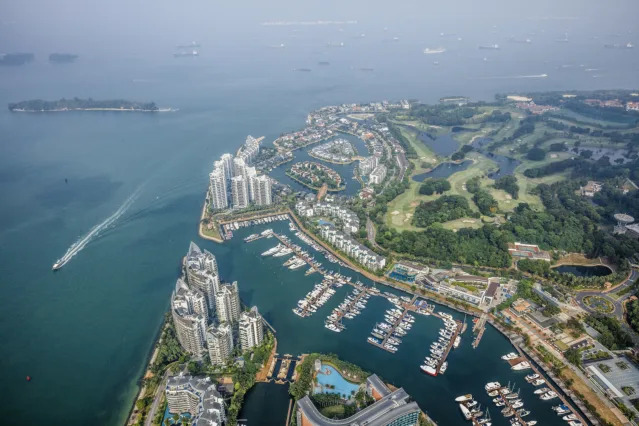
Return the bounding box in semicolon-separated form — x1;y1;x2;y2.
455;394;473;402
421;364;437;376
501;352;518;360
540;391;558;400
453;335;461;349
532;379;545;386
459;403;472;420
563;414;578;421
424;47;446;54
485;382;501;392
439;361;448;374
512;361;530;371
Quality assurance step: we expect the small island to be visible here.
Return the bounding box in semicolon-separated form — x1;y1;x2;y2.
8;98;161;112
309;138;356;164
48;53;78;64
287;161;345;191
0;53;34;66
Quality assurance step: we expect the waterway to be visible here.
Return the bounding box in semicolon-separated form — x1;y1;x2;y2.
419;132;460;157
2;9;639;424
553;265;613;277
413;160;472;181
269;133;367;196
219;221;572;425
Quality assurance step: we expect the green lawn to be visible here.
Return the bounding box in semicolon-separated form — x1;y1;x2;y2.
320;404;346;418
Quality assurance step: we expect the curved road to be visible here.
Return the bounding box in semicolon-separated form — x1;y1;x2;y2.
575;269;638;320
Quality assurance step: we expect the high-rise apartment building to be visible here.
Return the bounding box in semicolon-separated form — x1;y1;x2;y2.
171;279;208;356
215;281;241;323
206;323;234;366
231;175;249;209
185;242;220;310
209;166;228;210
251;175;272;206
238;306;264;351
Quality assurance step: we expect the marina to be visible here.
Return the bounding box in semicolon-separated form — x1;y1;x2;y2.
233;219;587;425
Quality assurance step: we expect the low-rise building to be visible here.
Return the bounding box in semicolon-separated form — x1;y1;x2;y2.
416;273;499;307
319;224;385;270
166;373;226;425
580;181;603;197
296;375;420;426
508;242;552;261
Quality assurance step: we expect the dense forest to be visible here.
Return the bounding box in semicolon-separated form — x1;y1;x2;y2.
8;97;159;111
413;195;475;227
494;175;519;199
419;178;451;195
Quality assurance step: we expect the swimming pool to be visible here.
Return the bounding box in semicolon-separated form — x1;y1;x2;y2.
313;363;361;399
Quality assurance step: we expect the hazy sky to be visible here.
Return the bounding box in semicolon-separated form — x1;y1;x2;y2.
2;0;638;53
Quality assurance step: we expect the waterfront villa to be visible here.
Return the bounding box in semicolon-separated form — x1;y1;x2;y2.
318;224;386;271
296;373;420;426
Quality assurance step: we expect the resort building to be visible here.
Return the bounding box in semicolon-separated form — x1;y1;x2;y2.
296;375;420;426
215;281;241;323
206;323;234;366
185;242;221;310
369;164;387;185
416;273;500;307
231;175;249;209
319;224;386;270
171;279;208;356
507;242;552;261
238;306;264;351
209;166;228;210
250;175;273;206
359;156;379;176
165;373;226;425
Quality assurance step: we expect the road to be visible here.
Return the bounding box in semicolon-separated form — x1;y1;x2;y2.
144;370;170;426
575;269;638;320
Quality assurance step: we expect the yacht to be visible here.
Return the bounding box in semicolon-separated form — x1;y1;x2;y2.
563;414;578;421
455;394;473;402
501;352;518;360
512;361;530;371
439;361;448;374
534;387;550;395
453;335;461;349
485;382;501;392
423;47;446;54
459;403;472;420
540;391;558;400
421;364;437;376
525;373;539;382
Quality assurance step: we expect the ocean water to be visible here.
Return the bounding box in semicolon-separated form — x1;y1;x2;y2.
0;20;638;425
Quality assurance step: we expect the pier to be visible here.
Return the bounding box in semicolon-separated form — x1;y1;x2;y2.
472;313;487;349
434;320;462;374
492;386;531;426
265;354;301;384
332;285;369;323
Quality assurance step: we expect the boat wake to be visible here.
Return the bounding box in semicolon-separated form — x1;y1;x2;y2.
52;186;143;270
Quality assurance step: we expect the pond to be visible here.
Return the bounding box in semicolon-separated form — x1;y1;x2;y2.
412;160;471;182
553;264;612;277
418;132;460;157
471;137;521;179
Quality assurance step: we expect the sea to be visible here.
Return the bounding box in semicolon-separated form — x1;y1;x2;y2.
0;17;638;425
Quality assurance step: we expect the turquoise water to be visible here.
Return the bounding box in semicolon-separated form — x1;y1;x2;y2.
2;11;639;425
313;364;361;399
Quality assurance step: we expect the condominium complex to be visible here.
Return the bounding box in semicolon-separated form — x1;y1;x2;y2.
171;278;208;356
238;306;264;351
206;323;234;366
369;164;387;185
215;281;241;323
231;175;249;209
319;224;386;271
166;373;226;425
295;200;360;234
207;135;272;211
359;156;379;176
296;374;420;426
251;175;273;206
185;242;220;310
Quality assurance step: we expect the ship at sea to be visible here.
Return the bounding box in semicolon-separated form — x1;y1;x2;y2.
174;49;199;57
423;47;446;54
0;53;35;66
478;44;500;50
604;42;634;49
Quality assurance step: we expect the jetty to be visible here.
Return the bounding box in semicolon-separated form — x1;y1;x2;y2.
472;313;487;349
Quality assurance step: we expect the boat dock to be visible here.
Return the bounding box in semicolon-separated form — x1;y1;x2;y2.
332;285;369;323
492;387;531;426
435;320;462;374
472;313;487;349
265;354;300;384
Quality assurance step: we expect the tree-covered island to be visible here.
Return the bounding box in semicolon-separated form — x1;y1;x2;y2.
8;98;160;112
